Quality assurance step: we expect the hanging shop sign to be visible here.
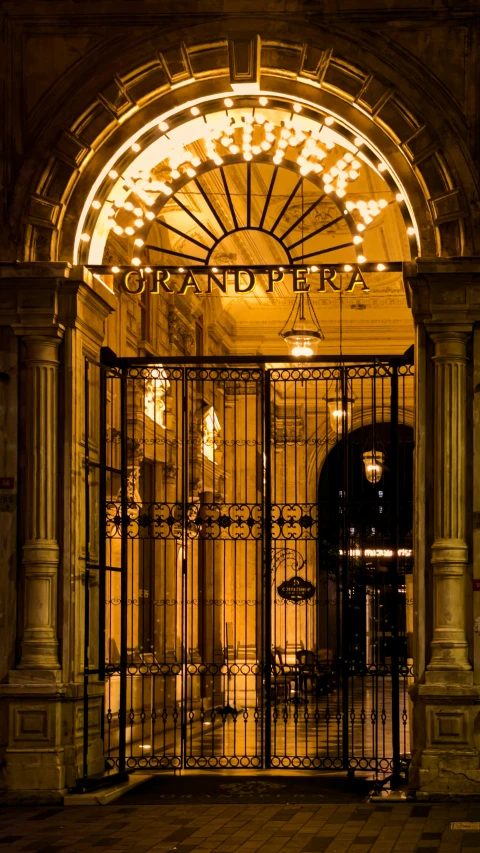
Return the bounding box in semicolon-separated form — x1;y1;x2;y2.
277;575;316;602
88;262;402;298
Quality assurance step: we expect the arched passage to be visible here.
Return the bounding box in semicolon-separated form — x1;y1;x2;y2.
2;14;480;801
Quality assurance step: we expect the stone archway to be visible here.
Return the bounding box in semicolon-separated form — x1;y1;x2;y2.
6;23;478;266
1;13;480;801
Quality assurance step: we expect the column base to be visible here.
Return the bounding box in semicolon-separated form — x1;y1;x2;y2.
409;679;480;798
0;674;106;799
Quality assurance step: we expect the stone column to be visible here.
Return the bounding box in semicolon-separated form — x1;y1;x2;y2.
0;265;116;801
405;260;480;798
16;329;64;671
428;328;470;673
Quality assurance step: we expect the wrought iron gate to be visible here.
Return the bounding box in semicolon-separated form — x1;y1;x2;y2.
84;355;414;779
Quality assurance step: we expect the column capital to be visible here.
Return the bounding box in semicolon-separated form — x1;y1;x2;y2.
403;258;480;326
0;263;116;339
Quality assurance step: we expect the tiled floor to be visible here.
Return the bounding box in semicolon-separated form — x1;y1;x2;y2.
0;802;479;853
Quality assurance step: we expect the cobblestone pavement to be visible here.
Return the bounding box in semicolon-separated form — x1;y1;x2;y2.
0;802;480;853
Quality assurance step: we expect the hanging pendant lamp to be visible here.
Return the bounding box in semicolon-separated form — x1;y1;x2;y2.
279;290;324;357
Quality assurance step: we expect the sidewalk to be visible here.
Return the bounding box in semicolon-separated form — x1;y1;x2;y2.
0;802;479;853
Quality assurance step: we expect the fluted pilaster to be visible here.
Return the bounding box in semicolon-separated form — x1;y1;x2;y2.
18;332;63;670
427;329;470;672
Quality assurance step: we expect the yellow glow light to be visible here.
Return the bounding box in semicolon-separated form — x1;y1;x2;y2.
191;107;200;116
377;264;386;271
407;226;416;236
131;143;141;152
134;218;144;227
91;200;101;209
132;257;141;266
224;98;234;107
80;233;90;242
259;97;268;106
324;116;335;126
108;170;118;179
158;121;169;131
111;266;120;273
357;255;366;263
293;103;302;113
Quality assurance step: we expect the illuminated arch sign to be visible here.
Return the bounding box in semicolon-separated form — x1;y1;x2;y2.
89;262;403;297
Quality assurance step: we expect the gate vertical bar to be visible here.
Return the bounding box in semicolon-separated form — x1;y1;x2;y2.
83;359;91;779
390;362;401;782
118;367;128;774
341;363;350;772
99;364;107;686
264;367;272;769
181;367;188;768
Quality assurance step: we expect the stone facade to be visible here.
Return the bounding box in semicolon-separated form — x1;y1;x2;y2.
0;1;480;801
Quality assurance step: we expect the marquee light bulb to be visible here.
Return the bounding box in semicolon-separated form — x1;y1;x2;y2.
244;151;252;161
259;97;268;106
145;211;155;220
349;170;359;180
191;106;200;116
229;144;239;154
186;168;196;178
132;257;141;266
353;235;363;244
357;223;366;232
92;200;101;209
324;116;335;126
80;233;90;242
221;136;230;146
293;103;302;113
224;98;233;107
144;267;152;273
134;218;144;227
134;238;144;246
158;121;169;131
354;136;363;146
125;226;135;235
124;202;134;211
252;145;262;155
108;170;118;179
344;265;353;272
357;255;366;263
113;225;123;235
407;226;416;235
336;188;346;197
346;201;355;211
178;267;185;272
131;143;141;152
396;193;404;202
133;207;143;216
324;184;334;193
377;264;386;271
111;266;120;273
378;162;387;171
